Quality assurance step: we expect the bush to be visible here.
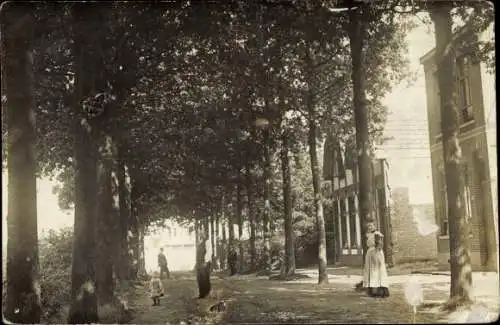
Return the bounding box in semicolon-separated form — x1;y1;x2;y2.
39;227;73;322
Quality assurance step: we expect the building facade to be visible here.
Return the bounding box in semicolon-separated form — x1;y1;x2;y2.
323;137;439;267
390;187;438;264
145;220;196;272
420;27;497;271
323;138;393;266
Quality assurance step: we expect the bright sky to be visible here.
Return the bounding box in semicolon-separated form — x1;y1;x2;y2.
379;16;436;205
1;19;438;241
1;171;73;237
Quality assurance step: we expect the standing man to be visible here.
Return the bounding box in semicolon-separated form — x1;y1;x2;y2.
158;248;170;279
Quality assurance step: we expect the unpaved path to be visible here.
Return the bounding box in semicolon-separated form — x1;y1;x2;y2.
127;271;499;324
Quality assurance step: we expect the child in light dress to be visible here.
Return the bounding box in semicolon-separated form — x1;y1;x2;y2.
149;271;164;306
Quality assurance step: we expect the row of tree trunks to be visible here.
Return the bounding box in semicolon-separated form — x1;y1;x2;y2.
2;4;42;323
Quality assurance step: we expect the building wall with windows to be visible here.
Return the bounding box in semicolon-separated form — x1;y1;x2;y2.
420;28;497;271
323;137;439;267
323;138;393;267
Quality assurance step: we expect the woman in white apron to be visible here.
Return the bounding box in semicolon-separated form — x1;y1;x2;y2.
363;222;390;298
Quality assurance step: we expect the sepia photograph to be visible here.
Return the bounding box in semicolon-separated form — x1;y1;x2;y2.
1;0;497;323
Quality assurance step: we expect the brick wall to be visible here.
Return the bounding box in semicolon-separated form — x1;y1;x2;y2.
390;187;438;264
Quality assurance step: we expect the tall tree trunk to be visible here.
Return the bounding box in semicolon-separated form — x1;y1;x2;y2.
220;196;227;270
137;223;147;278
116;148;131;282
68;5;100;322
281;131;295;276
246;164;257;270
95;135;116;305
348;4;374;267
3;5;41;323
307;107;329;285
203;215;210;256
305;51;328;284
214;211;220;270
237;180;244;272
262;127;272;275
195;216;208;267
128;177;140;280
430;4;473;306
227;194;235;269
210;214;216;269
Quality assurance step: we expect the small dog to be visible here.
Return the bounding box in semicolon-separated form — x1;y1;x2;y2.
209;300;226;312
149;271;164;306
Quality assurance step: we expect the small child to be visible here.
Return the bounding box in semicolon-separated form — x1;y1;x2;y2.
149;271;164;306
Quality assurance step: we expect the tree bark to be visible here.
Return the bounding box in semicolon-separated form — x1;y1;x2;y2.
116;148;131;282
348;4;374;267
430;4;473;306
246;164;257;270
236;180;244;272
95;135;116;305
2;4;41;323
68;4;100;322
210;214;216;269
262;127;272;275
307;104;329;284
220;195;227;270
128;177;140;280
214;211;220;270
137;223;147;278
227;194;236;269
281;131;296;276
304;49;328;284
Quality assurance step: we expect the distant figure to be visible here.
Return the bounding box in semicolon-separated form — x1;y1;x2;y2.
149;271;164;306
228;249;238;276
197;261;212;299
363;222;390;298
158;248;170;279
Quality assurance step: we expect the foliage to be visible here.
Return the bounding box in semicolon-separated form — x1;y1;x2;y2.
38;228;73;322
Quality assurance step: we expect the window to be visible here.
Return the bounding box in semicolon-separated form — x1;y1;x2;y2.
456;55;473;122
340;199;348;248
348;196;357;248
432;70;441;134
439;166;449;236
463;163;473;223
438;162;472;236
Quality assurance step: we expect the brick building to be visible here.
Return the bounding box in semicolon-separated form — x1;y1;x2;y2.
420;26;497;271
390;187;437;264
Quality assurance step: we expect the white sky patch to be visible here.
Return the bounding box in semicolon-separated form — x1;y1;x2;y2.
2;170;74;242
379;19;436;205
